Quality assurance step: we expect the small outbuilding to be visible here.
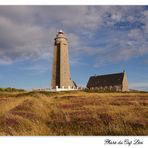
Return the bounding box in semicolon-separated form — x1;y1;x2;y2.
86;71;128;92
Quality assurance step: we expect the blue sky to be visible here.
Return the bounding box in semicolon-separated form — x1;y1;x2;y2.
0;6;148;90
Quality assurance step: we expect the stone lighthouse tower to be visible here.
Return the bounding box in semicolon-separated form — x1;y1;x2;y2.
51;30;76;89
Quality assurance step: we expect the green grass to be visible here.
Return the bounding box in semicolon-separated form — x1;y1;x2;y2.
0;90;147;136
0;87;25;92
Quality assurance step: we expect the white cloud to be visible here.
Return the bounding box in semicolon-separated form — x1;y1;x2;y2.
0;13;57;64
111;14;122;22
0;6;148;67
145;59;148;64
142;10;148;33
129;82;148;91
68;33;80;49
70;57;89;66
20;63;50;73
0;56;12;65
128;29;142;38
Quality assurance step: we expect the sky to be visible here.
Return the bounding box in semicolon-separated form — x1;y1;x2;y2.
0;6;148;91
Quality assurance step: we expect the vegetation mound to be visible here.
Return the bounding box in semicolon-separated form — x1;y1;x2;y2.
0;91;147;135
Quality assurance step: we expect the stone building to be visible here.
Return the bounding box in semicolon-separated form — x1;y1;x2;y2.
86;71;128;92
51;30;77;89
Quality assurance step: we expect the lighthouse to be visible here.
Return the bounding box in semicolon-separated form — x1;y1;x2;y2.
51;30;76;89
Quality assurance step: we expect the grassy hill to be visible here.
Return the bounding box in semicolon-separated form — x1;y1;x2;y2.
0;90;147;136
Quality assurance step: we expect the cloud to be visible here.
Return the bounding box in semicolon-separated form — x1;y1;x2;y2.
0;6;148;68
19;62;50;75
38;6;103;30
129;82;148;91
70;57;89;66
144;59;148;64
68;33;81;51
0;55;12;65
0;13;56;64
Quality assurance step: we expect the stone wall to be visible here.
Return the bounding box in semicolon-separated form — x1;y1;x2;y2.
122;72;128;92
51;31;76;89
